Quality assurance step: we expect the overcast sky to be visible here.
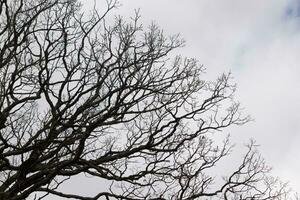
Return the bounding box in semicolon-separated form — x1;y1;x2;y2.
109;0;300;193
52;1;300;197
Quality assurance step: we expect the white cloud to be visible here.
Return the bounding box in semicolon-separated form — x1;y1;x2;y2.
115;0;300;192
69;0;300;194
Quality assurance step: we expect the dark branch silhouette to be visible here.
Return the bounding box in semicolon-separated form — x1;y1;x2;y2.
0;0;295;199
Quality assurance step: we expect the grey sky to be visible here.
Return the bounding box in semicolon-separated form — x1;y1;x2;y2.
45;0;300;198
110;0;300;193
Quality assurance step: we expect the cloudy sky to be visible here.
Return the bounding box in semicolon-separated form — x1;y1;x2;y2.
109;0;300;193
57;1;300;197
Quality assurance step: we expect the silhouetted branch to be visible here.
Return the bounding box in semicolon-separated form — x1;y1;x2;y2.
0;0;294;200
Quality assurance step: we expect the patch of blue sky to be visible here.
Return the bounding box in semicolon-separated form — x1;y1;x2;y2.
285;0;300;18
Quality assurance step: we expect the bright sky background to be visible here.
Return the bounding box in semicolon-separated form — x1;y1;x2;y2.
112;0;300;193
48;0;300;198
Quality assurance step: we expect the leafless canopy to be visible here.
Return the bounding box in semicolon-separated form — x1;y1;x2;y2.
0;0;294;199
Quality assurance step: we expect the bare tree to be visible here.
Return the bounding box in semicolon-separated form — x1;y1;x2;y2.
0;0;294;199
